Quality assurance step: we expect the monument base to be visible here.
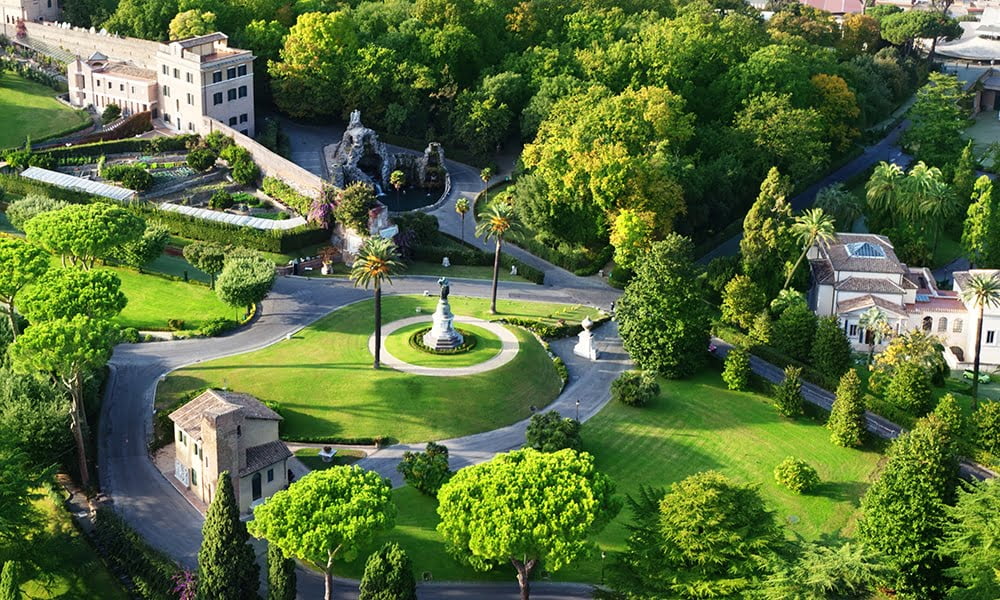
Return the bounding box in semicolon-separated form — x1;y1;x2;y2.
423;298;464;350
573;330;599;361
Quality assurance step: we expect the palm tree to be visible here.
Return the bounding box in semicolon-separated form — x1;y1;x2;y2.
865;161;904;218
903;161;946;220
480;167;493;206
389;170;405;204
960;272;1000;407
455;197;470;242
859;306;891;365
783;208;836;290
476;200;521;314
815;183;863;230
350;236;404;369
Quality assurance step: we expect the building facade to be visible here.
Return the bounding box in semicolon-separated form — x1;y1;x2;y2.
67;52;157;117
169;389;291;514
808;233;1000;368
1;0;58;26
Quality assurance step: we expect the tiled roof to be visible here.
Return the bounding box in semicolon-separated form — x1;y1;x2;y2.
953;269;1000;292
836;294;909;316
819;233;906;275
835;277;904;294
802;0;864;13
901;272;920;289
104;63;157;81
169;390;281;441
240;440;292;477
810;259;835;284
906;296;968;313
172;32;228;47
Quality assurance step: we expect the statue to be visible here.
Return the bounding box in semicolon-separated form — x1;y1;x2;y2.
442;256;451;268
348;109;362;129
424;277;462;350
573;316;600;361
438;277;451;300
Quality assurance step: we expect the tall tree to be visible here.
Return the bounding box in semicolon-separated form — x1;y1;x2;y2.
904;72;969;168
865;161;905;220
101;0;178;40
18;268;127;323
169;9;217;39
811;315;852;381
741;167;794;298
349;236;403;369
196;472;259;600
358;542;417;600
814;184;863;231
475;200;522;314
437;449;618;600
617;234;711;378
784;208;836;290
266;542;296;600
216;253;276;316
8;316;117;488
735;93;829;182
114;224;170;272
941;479;1000;600
962;176;1000;268
828;369;866;448
0;560;20;600
721;274;767;330
0;237;49;338
182;241;228;288
959;272;1000;408
454;198;470;242
774;366;804;418
248;467;395;600
952;141;978;206
610;209;655;273
24;203;145;269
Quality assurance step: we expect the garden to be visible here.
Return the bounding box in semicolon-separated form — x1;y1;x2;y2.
0;70;90;149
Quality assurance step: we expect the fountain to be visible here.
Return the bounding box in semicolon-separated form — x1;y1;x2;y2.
423;278;464;350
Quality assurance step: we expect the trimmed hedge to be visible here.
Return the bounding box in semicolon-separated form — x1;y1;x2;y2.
0;173;94;203
91;508;180;600
145;207;329;253
262;176;313;215
412;232;546;285
34;135;197;160
494;313;610;340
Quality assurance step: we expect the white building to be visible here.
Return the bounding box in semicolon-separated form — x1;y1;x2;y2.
0;0;57;26
808;233;1000;368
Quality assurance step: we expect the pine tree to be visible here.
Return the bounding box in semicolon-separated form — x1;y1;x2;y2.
741;167;794;299
886;361;934;416
748;310;773;346
773;366;804;418
828;370;866;448
358;542;417;600
267;542;296;600
722;346;751;391
0;561;21;600
962;175;1000;268
811;316;852;382
196;472;260;600
952;141;977;206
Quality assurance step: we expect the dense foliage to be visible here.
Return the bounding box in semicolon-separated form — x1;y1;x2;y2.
773;457;819;494
610;370;660;407
358;542;417;600
397;442;452;496
773;365;804;418
722;346;751;391
196;472;259;599
828;369;866;448
525;410;581;452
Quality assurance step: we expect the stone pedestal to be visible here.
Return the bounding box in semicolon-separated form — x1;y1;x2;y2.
573;316;599;360
423;298;464;350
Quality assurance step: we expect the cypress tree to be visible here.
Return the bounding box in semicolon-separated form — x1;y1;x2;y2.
722;346;751;391
828;370;866;448
741;167;794;299
773;366;804;418
810;316;852;382
359;542;417;600
0;561;21;600
962;175;1000;268
266;542;296;600
196;471;260;600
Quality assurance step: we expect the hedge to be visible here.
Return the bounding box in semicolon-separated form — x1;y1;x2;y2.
34;135;198;160
145;207;329;253
411;232;546;285
91;508;180;600
262;176;313;215
494;313;610;340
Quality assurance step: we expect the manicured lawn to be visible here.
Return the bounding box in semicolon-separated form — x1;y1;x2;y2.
293;447;364;470
328;368;884;584
0;71;90;149
157;296;585;442
112;267;237;331
21;490;128;599
383;322;503;368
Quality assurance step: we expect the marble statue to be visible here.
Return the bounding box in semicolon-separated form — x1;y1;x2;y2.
423;277;463;350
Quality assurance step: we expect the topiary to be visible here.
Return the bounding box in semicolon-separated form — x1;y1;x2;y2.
525;410;581;453
773;457;820;494
722;346;751;391
611;370;660;407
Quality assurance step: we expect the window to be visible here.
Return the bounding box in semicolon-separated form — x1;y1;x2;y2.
162;85;170;97
186;72;193;83
96;79;101;87
173;68;179;78
191;468;197;486
142;104;147;111
227;67;236;79
187;93;194;105
229;116;237;126
212;71;222;83
988;331;996;345
48;0;52;7
237;425;241;437
188;122;195;131
954;319;963;333
922;316;932;332
164;113;171;123
162;65;168;75
213;92;222;105
177;430;183;444
119;83;124;91
237;85;247;98
848;324;858;337
239;113;247;123
267;468;274;483
227;88;237;101
938;317;948;333
131;86;135;93
237;65;247;77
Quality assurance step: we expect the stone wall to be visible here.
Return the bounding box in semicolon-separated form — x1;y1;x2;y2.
3;21;160;67
204;117;324;197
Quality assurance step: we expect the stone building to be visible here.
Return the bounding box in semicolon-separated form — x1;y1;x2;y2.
0;0;58;26
67;52;157;117
169;389;291;514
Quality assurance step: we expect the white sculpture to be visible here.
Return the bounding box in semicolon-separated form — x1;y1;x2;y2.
422;278;464;350
442;256;451;268
510;264;518;276
573;316;599;361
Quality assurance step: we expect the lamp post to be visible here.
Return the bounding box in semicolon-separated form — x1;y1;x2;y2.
601;549;606;584
575;398;580;421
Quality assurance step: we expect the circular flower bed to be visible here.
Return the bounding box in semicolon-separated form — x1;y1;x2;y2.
408;327;478;355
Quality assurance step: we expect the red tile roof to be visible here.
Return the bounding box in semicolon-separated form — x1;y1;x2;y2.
801;0;864;13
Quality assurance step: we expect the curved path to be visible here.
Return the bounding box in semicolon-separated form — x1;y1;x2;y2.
370;316;520;377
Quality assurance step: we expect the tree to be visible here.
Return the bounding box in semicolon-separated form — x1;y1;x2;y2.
962;176;1000;268
525;411;581;453
100;103;121;124
814;183;863;231
358;542;416;600
248;467;396;600
609;209;654;273
24;203;145;269
960;272;1000;408
839;14;882;57
871;328;949;391
885;361;934;415
102;0;177;40
437;449;618;600
722;345;752;391
169;9;216;40
771;303;817;363
810;73;861;152
828;370;866;448
266;542;296;600
5;195;68;231
196;472;259;600
909;162;960;253
480;167;493;204
454;198;470;242
784;208;836;290
335;182;378;235
941;479;1000;600
215;253;276;316
350;236;403;369
183;241;228;288
0;433;49;563
389;169;405;201
972;401;1000;458
113;224;169;271
19;268;127;323
858;414;959;596
0;560;19;600
774;366;804;418
748;310;773;346
0;237;49;338
735;93;829;182
858;306;890;364
721;274;767;330
811;316;852;381
617;234;711;378
475;200;522;314
952;141;978;206
0;365;72;470
904;72;968;168
8;315;117;488
760;542;888;600
741;167;794;299
865;161;905;221
397;442;452;496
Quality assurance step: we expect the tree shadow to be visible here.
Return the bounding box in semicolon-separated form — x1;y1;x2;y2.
811;480;870;505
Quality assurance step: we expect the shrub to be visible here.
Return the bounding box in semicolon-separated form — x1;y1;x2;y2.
261;176;313;215
147;207;328;253
119;327;141;343
231;155;260;186
773;366;804;417
811;316;853;381
5;194;68;230
773;457;820;493
828;370;866;448
771;304;817;363
101;104;121;124
203;131;233;154
973;401;1000;457
197;317;238;337
611;370;660;407
92;508;180;599
747;311;773;346
393;211;440;244
525;410;581;452
167;319;185;331
232;192;257;206
186;148;217;172
722;346;751;391
334;181;377;233
209;190;234;210
102;163;152;191
885;362;934;416
397;442;452;496
359;542;416;600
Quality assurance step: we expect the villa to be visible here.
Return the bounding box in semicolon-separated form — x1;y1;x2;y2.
808;233;1000;368
169;389;291;514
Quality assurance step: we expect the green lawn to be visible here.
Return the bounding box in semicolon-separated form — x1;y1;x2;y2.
326;368;884;584
111;266;237;331
383;322;503;368
20;491;128;599
0;71;90;149
293;447;364;470
157;296;588;442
